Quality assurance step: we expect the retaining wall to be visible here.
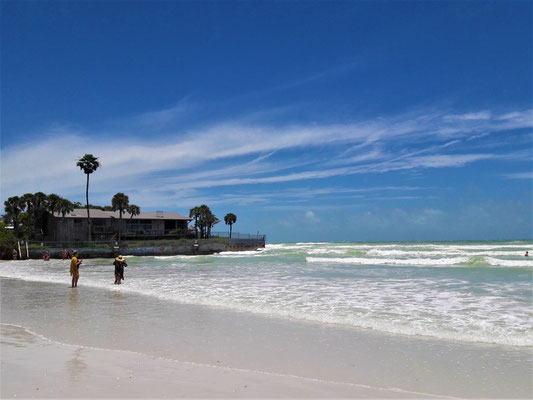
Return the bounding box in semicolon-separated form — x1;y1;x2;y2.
27;238;265;259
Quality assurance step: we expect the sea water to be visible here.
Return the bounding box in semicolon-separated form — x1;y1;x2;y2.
1;240;531;348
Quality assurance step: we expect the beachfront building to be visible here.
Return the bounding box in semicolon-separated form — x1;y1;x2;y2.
47;209;191;242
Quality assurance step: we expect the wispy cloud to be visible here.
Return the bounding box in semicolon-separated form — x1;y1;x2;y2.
135;100;195;128
503;172;533;180
444;111;492;121
1;106;531;208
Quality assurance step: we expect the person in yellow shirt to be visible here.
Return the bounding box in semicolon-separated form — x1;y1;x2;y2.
70;250;82;288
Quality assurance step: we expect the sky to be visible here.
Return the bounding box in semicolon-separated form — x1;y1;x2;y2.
1;1;532;242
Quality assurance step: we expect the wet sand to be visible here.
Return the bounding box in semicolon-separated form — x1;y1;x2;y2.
1;277;531;398
1;324;435;398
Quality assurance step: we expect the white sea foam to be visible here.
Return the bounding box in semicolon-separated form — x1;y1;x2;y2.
307;256;468;266
1;240;532;347
306;255;532;268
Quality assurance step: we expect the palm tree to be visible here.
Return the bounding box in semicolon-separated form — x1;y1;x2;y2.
46;194;61;215
77;154;100;241
197;205;211;238
196;205;218;238
32;192;48;238
224;213;237;238
189;206;201;238
21;193;33;213
3;196;23;237
127;204;140;233
58;198;74;239
206;215;219;238
32;192;47;211
112;192;129;243
20;193;35;239
58;198;74;221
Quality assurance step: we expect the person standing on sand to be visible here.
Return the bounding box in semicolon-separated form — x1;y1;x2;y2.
70;250;82;288
113;255;127;284
61;249;68;260
12;249;18;260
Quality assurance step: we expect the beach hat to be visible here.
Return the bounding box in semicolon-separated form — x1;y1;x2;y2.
116;255;125;262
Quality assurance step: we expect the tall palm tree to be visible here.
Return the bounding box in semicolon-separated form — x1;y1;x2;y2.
112;192;129;243
77;154;100;241
224;213;237;238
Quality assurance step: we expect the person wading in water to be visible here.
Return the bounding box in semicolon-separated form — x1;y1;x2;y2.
113;255;127;284
70;250;82;288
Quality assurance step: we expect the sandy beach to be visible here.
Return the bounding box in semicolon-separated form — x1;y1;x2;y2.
1;323;436;398
1;274;532;399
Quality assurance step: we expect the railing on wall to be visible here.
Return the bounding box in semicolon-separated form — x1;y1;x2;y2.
90;229;267;240
27;240;114;248
209;231;266;240
30;231;266;248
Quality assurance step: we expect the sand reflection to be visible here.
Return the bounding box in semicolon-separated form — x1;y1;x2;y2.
66;347;87;380
69;289;78;310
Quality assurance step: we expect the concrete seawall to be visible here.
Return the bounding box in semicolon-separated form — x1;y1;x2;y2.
27;238;265;259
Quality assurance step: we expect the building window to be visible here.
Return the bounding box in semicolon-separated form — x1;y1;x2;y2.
126;220;152;231
165;220;177;230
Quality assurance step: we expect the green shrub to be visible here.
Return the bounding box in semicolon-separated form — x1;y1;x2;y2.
0;222;18;259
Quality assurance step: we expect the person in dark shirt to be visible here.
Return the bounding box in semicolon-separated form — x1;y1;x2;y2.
113;255;127;284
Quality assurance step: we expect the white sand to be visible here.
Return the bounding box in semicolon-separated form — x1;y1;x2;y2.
1;324;433;398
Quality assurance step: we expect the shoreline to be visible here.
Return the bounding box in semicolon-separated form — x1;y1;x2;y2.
1;277;531;398
2;272;530;350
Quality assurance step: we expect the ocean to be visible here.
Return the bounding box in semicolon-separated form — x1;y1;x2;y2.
1;240;531;348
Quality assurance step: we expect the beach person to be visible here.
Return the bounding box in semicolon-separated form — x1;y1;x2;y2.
43;250;50;261
525;251;529;257
12;249;18;260
61;249;68;260
113;255;127;284
70;251;82;288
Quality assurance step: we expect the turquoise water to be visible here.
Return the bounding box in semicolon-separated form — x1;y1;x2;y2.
1;240;531;347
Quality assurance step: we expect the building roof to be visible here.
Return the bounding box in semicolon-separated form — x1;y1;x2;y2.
53;208;191;221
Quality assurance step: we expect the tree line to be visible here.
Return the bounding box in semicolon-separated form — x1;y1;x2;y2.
3;192;75;240
2;191;141;241
189;206;237;239
1;154;238;254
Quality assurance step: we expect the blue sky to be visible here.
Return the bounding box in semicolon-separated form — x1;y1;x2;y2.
1;1;532;242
